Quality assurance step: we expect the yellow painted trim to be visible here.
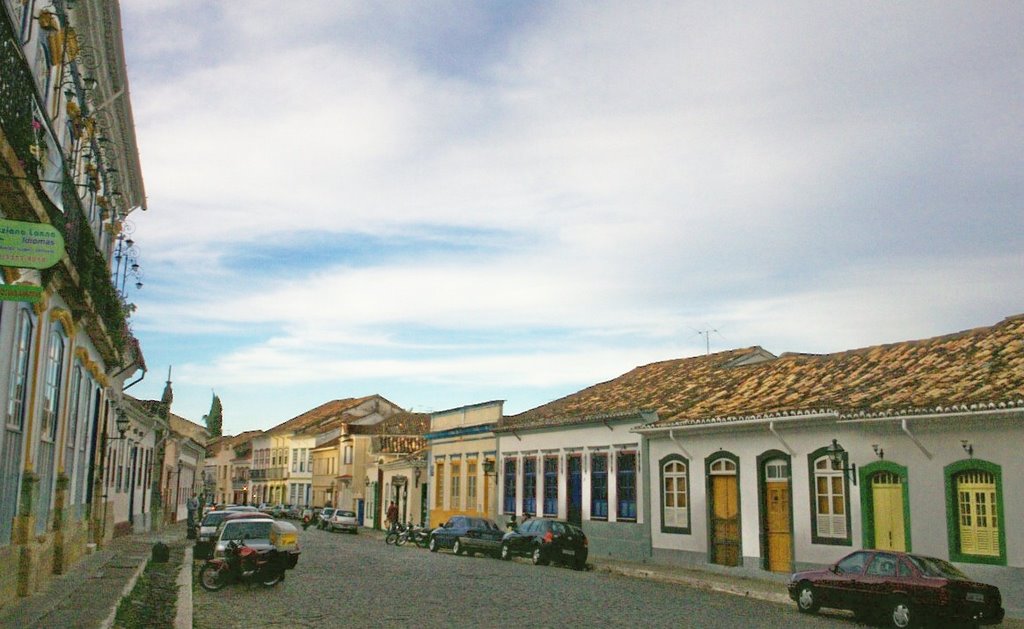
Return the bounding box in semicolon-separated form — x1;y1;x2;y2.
74;346;108;386
51;308;75;338
23;307;45;473
32;292;50;316
54;333;76;475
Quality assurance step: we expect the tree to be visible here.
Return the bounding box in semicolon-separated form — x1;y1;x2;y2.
205;393;223;437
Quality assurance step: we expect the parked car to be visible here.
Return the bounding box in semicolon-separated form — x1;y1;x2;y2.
328;509;359;533
195;510;234;560
499;517;588;569
211;513;301;570
788;549;1005;628
428;516;504;556
223;505;259;513
317;508;336;530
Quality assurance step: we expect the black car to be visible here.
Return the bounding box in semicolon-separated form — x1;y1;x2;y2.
500;517;588;570
428;516;504;556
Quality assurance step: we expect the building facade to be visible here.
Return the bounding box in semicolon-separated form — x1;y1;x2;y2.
0;0;148;605
495;409;655;558
426;401;500;528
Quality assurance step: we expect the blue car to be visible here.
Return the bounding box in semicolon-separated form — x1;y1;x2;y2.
428;516;504;557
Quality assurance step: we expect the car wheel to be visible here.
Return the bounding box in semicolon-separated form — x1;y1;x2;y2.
428;536;439;552
889;598;915;629
531;546;549;566
573;557;587;571
500;543;512;561
452;539;463;555
796;582;819;614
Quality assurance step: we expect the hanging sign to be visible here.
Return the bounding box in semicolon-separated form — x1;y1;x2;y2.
0;218;65;269
0;284;43;303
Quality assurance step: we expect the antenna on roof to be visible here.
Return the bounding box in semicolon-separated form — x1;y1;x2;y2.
692;326;725;356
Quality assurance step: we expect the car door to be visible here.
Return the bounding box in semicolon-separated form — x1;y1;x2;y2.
510;519;536;554
818;551;871;610
439;517;459;547
856;552;899;612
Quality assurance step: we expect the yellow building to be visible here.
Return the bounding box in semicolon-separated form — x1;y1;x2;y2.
426;401;500;528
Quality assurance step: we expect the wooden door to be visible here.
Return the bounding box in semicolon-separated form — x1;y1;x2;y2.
712;474;740;566
765;482;792;572
872;473;906;551
567;455;582;526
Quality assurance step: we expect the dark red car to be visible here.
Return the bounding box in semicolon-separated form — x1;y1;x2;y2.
787;549;1004;628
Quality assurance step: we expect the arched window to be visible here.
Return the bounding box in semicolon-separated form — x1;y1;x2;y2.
957;470;998;556
660;455;689;534
808;446;851;545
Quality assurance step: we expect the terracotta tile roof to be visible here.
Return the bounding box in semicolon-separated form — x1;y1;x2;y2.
504;314;1024;431
268;397;375;435
372;435;427;454
375;412;430;435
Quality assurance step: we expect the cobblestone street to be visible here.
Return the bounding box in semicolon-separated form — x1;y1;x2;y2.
193;527;863;628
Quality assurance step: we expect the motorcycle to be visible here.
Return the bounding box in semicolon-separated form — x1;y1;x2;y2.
397;524;431;548
198;539;285;591
384;522;408;545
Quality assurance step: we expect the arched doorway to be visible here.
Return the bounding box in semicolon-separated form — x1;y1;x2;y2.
859;461;911;553
871;471;906;551
760;456;792;573
707;454;740;566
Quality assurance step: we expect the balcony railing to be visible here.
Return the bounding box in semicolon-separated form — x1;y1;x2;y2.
0;9;129;357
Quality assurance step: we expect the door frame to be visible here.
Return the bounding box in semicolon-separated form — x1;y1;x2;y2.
859;460;912;553
705;451;741;566
756;449;793;572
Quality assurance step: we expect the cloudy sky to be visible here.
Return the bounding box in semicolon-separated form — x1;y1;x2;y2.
118;1;1024;435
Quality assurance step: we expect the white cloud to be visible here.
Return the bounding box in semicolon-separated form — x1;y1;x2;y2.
120;1;1024;425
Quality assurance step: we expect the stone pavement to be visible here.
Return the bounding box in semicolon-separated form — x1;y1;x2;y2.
0;522;189;629
4;522;1021;627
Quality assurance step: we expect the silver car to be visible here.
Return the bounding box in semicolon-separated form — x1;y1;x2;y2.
329;509;359;534
195;511;233;559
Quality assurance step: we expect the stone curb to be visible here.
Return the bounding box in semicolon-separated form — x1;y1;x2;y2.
593;563;791;606
175;544;193;629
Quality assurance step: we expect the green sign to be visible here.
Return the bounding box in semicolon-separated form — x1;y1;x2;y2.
0;219;65;269
0;284;43;303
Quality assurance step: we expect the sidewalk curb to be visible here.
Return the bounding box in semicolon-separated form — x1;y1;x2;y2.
594;563;791;606
97;554;148;629
175;544;193;629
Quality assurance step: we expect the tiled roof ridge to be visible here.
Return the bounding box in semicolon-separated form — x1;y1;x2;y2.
497;407;648;431
268;396;377;434
778;313;1024;363
646;397;1024;430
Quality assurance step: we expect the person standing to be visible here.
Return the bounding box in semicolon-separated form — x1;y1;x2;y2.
386;501;399;531
186;493;200;535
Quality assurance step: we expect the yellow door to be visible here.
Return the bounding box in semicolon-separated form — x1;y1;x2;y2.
872;473;906;551
765;482;792;572
712;475;740;566
483;466;491;517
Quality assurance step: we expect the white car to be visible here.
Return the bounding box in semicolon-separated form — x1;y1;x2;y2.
329;509;359;534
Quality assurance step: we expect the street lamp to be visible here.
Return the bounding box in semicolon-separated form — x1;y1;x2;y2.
826;439;857;485
482;459;496;477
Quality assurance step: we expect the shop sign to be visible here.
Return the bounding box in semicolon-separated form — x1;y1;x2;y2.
0;218;65;269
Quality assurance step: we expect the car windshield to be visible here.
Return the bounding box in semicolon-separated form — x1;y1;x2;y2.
221;521;273;541
202;512;230;526
322;509;334;515
908;555;968;579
